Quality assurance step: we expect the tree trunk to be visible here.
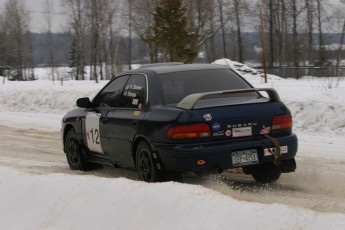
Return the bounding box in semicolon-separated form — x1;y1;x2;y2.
234;0;243;63
218;0;228;58
268;0;274;67
336;19;345;76
306;0;314;65
316;0;324;65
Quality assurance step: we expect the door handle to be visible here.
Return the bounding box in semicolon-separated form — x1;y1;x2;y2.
132;121;138;127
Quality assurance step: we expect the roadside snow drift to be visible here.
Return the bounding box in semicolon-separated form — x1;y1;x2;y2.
1;166;345;230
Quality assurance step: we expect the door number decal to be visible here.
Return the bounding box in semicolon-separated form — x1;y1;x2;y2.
85;113;103;154
89;128;100;144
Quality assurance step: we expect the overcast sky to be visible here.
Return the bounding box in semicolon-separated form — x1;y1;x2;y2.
0;0;67;33
0;0;343;33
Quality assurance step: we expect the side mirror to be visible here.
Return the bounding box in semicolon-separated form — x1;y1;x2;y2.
76;97;91;108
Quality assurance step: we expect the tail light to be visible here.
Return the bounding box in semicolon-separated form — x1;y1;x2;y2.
166;124;211;139
272;114;293;130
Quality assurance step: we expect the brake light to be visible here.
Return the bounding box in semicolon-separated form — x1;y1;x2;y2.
272;114;293;130
166;124;211;139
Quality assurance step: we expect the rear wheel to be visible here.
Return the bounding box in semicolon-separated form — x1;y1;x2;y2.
136;142;161;182
251;163;281;183
64;129;93;171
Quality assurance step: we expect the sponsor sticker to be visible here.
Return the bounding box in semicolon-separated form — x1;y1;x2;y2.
131;85;143;90
203;113;212;121
213;131;224;136
225;130;232;137
133;111;141;116
212;122;221;132
127;91;137;98
260;127;271;135
132;99;139;105
264;146;288;156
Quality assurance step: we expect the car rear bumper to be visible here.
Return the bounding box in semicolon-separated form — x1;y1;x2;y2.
151;133;298;173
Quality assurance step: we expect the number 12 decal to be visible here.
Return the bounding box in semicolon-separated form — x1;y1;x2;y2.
89;128;100;144
85;113;103;154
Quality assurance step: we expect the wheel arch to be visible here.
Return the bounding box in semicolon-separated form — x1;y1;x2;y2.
63;124;77;152
132;136;151;167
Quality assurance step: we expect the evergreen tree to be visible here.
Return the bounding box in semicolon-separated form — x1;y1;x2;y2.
68;37;85;80
143;0;197;63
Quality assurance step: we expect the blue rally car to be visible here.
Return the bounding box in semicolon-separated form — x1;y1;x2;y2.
61;63;298;183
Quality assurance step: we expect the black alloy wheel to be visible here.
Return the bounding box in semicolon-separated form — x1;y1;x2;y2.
136;142;161;182
65;129;94;171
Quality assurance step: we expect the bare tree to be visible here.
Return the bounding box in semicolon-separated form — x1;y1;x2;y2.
100;0;119;78
63;0;87;80
315;0;327;65
128;0;133;70
232;0;248;63
185;0;218;61
335;0;345;76
305;0;314;65
0;0;31;80
85;0;119;81
185;0;237;61
204;2;217;62
87;0;100;83
132;0;159;63
45;0;56;82
217;0;229;58
335;18;345;75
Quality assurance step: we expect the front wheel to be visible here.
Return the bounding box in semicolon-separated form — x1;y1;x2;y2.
64;129;93;171
136;142;161;182
251;163;281;183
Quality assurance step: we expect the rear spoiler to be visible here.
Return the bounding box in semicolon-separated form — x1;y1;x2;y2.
176;88;281;110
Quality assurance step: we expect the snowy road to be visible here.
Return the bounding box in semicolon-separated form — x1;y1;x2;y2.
1;123;344;215
2;73;345;229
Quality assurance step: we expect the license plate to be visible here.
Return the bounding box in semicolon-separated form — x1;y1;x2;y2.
231;149;259;166
232;127;252;137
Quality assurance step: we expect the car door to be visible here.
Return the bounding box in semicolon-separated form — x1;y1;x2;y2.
84;75;130;161
104;74;147;168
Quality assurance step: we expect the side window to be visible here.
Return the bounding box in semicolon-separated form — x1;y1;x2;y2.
93;75;129;107
120;74;146;109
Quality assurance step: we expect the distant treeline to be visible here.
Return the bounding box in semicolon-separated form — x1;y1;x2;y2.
31;32;344;67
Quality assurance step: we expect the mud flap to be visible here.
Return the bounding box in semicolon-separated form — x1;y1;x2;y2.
242;158;296;175
278;158;296;173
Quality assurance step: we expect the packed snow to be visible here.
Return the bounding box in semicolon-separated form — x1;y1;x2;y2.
1;59;345;229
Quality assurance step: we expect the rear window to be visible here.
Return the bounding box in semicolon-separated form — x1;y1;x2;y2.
158;69;258;105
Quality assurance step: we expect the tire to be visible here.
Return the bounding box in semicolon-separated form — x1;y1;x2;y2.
136;142;161;182
251;163;281;184
64;129;93;171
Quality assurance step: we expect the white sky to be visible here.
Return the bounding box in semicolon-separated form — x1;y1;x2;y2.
0;0;343;33
0;0;67;33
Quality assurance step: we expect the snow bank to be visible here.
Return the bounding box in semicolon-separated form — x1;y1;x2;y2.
214;59;345;135
0;80;106;114
1;60;345;135
1;166;344;230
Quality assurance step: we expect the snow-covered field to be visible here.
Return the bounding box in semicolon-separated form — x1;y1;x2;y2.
1;60;345;229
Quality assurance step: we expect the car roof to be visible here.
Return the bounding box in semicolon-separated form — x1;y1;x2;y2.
139;63;229;74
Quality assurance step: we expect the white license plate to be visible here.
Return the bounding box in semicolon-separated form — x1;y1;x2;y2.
264;146;288;156
232;127;252;137
231;149;259;166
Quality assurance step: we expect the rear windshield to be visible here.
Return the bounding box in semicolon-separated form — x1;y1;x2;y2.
157;69;258;105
